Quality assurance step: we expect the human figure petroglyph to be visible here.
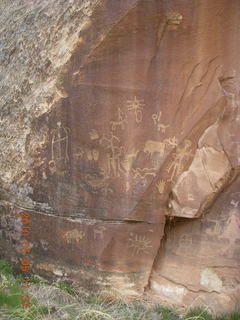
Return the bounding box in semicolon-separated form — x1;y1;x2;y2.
127;96;145;123
110;108;127;131
51;122;70;164
167;140;193;182
128;233;152;256
100;133;124;177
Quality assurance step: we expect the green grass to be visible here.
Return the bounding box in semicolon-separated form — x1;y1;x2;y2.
154;304;179;320
0;260;13;275
185;307;214;320
54;280;75;295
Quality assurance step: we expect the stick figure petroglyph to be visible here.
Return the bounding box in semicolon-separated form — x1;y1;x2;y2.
127;96;145;123
100;132;124;177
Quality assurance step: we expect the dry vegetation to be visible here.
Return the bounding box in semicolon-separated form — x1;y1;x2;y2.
0;260;239;320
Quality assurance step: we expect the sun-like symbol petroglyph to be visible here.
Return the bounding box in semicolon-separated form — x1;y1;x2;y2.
128;233;152;256
127;96;145;123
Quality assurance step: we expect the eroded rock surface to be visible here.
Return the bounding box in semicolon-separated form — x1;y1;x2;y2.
0;0;239;313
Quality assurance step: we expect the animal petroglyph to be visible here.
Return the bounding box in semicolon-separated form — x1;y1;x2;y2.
144;140;166;157
128;233;152;256
132;167;157;179
51;122;70;164
165;136;178;147
231;199;239;208
94;226;106;240
110;108;127;131
127;96;145;123
152;111;170;133
64;229;85;244
143;139;173;158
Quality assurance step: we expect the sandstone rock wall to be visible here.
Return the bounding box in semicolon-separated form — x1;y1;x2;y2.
0;0;239;313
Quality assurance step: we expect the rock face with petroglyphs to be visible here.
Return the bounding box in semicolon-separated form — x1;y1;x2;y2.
0;0;240;314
